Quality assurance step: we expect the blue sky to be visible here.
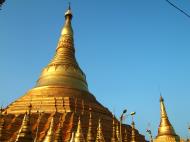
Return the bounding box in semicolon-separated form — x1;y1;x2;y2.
1;0;190;140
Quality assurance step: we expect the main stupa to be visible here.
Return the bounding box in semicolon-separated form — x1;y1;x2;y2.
0;6;146;142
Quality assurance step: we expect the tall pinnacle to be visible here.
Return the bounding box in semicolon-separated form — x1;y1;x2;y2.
74;117;85;142
43;117;55;142
95;119;105;142
157;96;176;136
36;5;88;92
111;115;118;142
15;113;33;142
87;111;95;142
54;122;63;142
61;4;73;36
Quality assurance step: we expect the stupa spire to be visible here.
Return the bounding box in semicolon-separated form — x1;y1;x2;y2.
54;121;63;142
70;132;75;142
43;117;55;142
74;117;85;142
62;3;73;36
15;113;33;142
95;119;105;142
87;111;95;142
111;115;118;142
36;5;88;92
157;95;176;136
154;96;180;142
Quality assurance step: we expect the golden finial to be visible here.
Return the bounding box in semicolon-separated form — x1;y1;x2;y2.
111;115;118;142
87;110;95;142
43;117;55;142
36;4;88;92
95;119;105;142
65;2;72;17
15;113;33;142
54;121;63;142
74;117;85;142
62;2;73;36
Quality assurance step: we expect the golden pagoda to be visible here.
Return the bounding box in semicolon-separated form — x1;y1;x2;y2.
87;111;95;142
154;96;180;142
74;117;85;142
0;5;146;142
15;112;34;142
95;119;105;142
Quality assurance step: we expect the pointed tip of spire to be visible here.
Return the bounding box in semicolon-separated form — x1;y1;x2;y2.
68;2;71;10
160;95;164;102
65;2;72;17
75;116;85;141
76;116;82;132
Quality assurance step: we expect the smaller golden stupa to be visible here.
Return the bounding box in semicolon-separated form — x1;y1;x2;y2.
154;96;180;142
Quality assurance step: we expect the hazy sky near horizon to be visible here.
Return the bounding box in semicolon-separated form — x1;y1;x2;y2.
1;0;190;140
